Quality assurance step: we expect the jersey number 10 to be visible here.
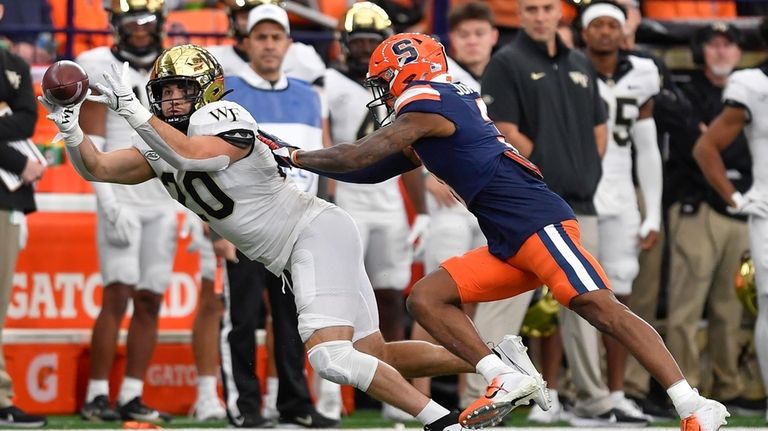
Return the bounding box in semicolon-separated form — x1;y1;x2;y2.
161;172;235;221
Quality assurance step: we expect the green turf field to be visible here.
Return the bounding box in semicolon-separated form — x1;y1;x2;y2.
41;409;768;429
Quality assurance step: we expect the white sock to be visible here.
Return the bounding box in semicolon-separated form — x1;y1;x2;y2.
263;377;278;417
265;377;278;398
197;375;218;400
415;400;450;425
476;354;510;383
667;380;699;418
314;377;341;420
86;379;109;403
118;377;144;406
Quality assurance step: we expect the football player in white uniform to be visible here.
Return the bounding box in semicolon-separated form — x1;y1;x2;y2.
40;44;515;431
76;0;175;422
582;2;662;423
694;22;768;420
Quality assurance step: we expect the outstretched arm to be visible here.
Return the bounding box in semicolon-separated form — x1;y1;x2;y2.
75;136;155;184
293;112;454;172
89;62;250;172
40;95;154;184
299;150;421;183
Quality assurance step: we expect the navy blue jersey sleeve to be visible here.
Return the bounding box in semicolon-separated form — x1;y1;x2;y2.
304;151;419;184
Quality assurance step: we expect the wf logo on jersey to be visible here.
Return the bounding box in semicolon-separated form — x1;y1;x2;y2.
569;71;589;88
209;106;241;122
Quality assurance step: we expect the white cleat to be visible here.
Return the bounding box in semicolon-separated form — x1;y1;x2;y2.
492;334;551;411
680;398;730;431
528;390;565;424
192;396;227;421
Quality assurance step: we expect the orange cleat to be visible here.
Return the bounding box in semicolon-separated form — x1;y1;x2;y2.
680;398;729;431
459;372;539;429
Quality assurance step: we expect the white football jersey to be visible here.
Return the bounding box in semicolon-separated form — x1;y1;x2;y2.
594;55;660;214
132;100;333;275
446;57;480;93
325;67;403;211
206;42;325;84
77;47;172;207
723;68;768;202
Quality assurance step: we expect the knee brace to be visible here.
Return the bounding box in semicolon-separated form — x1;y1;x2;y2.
307;340;378;391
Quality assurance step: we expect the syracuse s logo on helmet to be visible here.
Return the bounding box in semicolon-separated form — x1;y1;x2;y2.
392;39;419;66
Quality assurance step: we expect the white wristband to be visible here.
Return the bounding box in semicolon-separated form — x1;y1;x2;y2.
126;104;153;129
63;127;85;147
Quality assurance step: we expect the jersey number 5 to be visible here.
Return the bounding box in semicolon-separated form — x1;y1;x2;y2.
614;97;638;147
161;172;235;221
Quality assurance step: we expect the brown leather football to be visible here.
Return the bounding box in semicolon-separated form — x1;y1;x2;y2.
41;60;89;106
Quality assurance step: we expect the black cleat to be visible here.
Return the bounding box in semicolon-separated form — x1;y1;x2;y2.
425;411;461;431
233;412;276;428
626;395;676;421
0;405;47;428
279;409;340;428
118;397;172;423
81;395;119;422
721;396;766;417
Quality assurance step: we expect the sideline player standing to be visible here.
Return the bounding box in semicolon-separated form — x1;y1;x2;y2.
76;0;174;422
693;23;768;421
581;2;662;423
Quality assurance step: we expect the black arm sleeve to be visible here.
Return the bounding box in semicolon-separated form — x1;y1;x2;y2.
0;52;37;141
304;151;419;184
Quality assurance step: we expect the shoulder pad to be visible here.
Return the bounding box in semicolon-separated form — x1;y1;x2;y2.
189;100;259;137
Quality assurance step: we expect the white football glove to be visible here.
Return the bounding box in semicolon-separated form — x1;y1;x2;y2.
407;214;430;261
38;93;86;146
87;62;152;128
638;218;659;240
729;191;768;218
180;209;206;253
102;205;140;247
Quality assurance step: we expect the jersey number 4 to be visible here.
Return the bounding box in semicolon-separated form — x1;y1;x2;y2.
161;172;235;221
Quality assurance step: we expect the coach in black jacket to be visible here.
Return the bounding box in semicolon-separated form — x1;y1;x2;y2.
0;43;47;427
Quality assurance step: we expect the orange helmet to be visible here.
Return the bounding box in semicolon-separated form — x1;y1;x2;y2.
364;33;448;125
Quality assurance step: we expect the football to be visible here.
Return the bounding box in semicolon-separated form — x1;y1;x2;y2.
41;60;89;107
